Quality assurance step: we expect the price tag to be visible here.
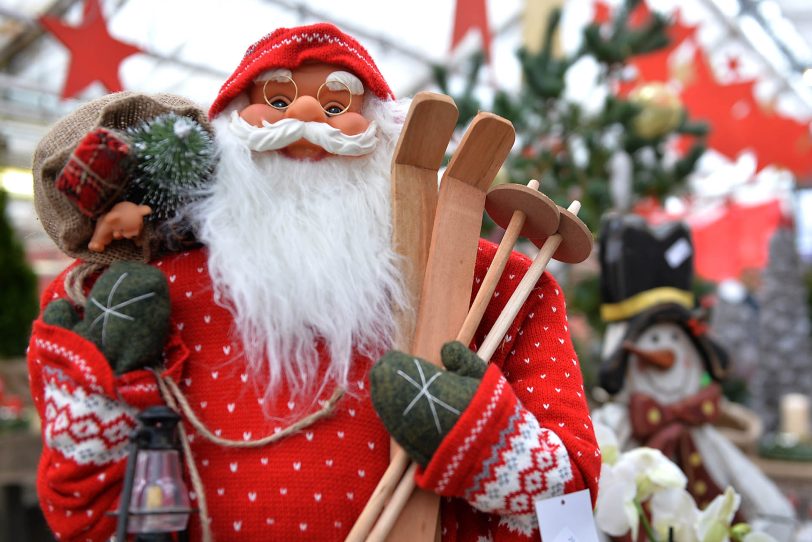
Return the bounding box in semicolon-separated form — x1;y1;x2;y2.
535;489;600;542
665;237;692;269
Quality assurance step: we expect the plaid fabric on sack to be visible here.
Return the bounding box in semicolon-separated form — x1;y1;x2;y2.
55;128;131;218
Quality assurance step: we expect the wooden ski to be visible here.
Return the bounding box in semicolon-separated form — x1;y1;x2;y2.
390;92;459;353
377;112;515;542
346;92;457;542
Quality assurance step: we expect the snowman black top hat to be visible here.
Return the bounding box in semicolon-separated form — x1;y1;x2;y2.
599;213;695;322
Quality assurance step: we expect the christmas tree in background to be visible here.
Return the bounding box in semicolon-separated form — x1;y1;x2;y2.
435;0;709;233
0;189;39;359
751;228;812;433
709;281;760;404
435;0;709;378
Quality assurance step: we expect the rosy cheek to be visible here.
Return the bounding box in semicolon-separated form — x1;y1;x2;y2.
239;104;286;127
326;112;370;136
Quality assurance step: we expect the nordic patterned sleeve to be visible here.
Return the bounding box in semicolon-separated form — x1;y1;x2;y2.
28;266;168;542
415;240;601;540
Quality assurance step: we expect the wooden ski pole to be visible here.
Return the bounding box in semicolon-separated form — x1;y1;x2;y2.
367;201;591;542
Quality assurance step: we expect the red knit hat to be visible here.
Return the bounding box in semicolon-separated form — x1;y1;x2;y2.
209;23;395;119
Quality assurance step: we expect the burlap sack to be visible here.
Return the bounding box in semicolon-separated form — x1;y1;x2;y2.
33;92;212;265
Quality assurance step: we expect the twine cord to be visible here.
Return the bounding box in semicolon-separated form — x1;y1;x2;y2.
159;376;345;448
64;262;107;305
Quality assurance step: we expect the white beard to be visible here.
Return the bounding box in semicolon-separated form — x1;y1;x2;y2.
185;97;411;408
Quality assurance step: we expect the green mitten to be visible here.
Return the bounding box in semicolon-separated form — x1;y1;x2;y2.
43;299;81;329
43;262;171;374
439;341;488;379
370;341;487;466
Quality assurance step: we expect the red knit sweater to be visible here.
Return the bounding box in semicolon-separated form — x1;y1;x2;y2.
28;239;600;541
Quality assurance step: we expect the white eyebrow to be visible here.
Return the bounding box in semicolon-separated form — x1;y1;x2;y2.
254;68;293;83
325;71;364;95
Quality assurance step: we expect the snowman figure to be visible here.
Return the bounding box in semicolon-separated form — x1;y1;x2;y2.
592;214;795;530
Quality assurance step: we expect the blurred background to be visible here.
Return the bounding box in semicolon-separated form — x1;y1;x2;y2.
0;0;811;540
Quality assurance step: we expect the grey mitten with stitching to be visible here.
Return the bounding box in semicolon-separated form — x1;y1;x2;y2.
370;341;487;466
43;261;171;374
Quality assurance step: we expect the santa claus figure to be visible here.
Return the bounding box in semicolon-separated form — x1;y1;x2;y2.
28;23;599;541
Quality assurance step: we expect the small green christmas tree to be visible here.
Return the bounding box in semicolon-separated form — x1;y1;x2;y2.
124;113;215;222
0;189;39;358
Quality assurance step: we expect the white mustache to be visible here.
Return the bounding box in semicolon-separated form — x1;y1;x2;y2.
229;111;378;156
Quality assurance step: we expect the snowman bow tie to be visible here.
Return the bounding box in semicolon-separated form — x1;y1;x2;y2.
629;383;722;444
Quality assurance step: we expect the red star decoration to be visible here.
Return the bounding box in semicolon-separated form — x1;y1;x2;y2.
628;1;653;27
39;0;141;99
678;47;812;175
450;0;492;62
593;1;612;25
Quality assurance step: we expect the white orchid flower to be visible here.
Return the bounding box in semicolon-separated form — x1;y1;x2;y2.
621;447;687;500
594;421;620;465
591;436;773;542
595;461;640;537
595;446;687;539
696;487;740;542
650;488;699;542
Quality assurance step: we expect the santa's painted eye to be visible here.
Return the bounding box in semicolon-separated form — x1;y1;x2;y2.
262;77;297;110
268;97;291;110
650;333;659;343
671;332;679;341
318;82;351;116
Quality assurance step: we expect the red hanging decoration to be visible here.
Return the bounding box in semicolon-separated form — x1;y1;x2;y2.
677;48;812;175
39;0;141;99
592;1;612;25
596;0;812;177
450;0;492;62
635;197;785;281
689;200;784;282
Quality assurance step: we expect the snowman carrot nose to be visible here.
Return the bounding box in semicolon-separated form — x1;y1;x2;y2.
622;341;676;370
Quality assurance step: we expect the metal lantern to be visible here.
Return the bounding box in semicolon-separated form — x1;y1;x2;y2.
115;406;192;542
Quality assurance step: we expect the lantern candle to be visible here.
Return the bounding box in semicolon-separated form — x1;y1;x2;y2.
780;393;810;440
